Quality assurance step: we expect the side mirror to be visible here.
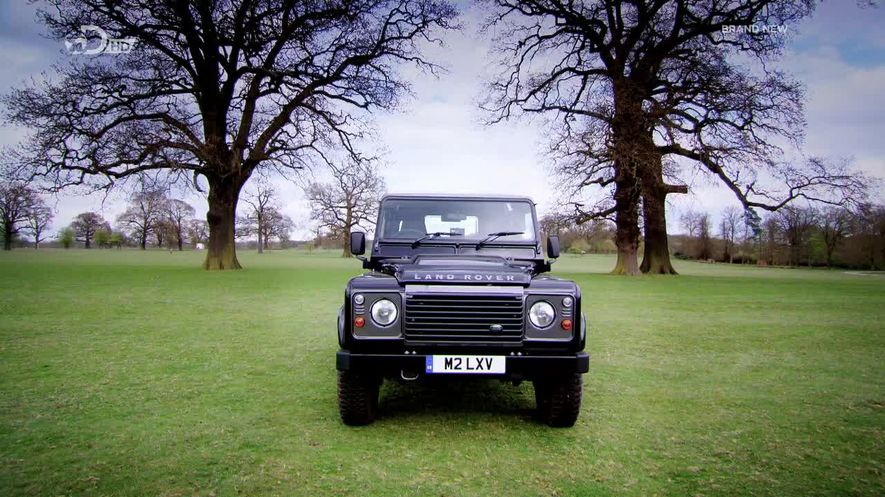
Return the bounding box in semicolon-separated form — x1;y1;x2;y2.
350;231;366;256
546;235;560;259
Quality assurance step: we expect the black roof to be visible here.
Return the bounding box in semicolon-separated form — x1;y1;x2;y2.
380;193;536;204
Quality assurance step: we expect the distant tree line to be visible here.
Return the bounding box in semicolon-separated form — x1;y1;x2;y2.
56;192;208;251
674;204;885;269
1;162;382;253
540;214;617;255
541;202;885;270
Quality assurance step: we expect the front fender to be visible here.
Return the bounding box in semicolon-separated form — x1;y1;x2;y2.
337;304;345;347
580;311;587;350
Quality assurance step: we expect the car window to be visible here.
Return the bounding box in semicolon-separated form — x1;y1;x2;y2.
378;199;536;241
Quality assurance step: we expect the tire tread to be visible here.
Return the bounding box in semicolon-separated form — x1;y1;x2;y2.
337;371;379;426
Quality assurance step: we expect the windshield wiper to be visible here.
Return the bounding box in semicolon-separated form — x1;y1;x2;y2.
476;231;525;249
410;231;456;248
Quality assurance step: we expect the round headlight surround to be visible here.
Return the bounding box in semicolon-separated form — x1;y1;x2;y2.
370;298;398;327
529;301;556;329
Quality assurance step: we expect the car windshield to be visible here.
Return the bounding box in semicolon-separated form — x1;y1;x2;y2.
378;199;537;242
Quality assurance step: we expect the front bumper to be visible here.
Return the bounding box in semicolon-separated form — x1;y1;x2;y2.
336;350;589;380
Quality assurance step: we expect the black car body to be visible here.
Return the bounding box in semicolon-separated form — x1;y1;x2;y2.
336;194;588;426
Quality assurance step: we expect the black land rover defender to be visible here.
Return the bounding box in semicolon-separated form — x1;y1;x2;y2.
336;194;588;427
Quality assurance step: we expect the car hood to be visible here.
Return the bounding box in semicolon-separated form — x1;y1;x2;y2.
393;256;532;286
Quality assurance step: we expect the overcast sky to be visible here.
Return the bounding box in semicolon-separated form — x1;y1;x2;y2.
0;1;883;239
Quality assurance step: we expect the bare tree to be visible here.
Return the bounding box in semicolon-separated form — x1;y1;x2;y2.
262;207;296;248
154;218;175;248
819;207;852;267
0;182;41;250
71;212;110;249
3;0;458;270
186;219;208;249
776;206;817;267
241;181;277;254
680;210;704;238
482;0;867;275
720;206;742;263
680;209;711;260
761;215;781;266
116;189;167;250
26;203;54;249
164;199;196;251
697;213;713;261
853;203;885;270
306;160;385;256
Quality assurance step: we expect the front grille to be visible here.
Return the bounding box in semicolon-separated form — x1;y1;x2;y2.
404;293;524;343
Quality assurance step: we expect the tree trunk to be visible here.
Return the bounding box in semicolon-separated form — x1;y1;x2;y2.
257;213;264;254
633;129;686;274
84;234;91;249
342;207;353;258
3;225;12;250
204;176;244;270
140;232;147;250
341;235;351;257
640;186;678;274
611;170;640;275
609;82;644;276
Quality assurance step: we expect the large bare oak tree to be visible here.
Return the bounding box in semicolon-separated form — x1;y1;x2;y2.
3;0;457;269
482;0;866;275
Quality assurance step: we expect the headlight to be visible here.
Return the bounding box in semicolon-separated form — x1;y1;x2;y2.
529;301;555;329
370;299;398;327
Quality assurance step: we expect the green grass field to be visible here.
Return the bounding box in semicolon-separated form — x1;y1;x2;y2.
0;249;882;496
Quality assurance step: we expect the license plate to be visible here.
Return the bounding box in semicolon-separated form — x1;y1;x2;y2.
425;355;506;374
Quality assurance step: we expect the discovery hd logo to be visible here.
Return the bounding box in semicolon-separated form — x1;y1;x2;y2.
65;25;137;55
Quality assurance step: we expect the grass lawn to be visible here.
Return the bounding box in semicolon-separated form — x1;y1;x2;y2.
0;249;882;496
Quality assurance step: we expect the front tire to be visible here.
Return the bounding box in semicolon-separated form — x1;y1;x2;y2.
337;371;380;426
534;374;582;427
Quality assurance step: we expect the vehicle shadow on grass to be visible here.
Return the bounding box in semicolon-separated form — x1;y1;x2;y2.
377;377;537;421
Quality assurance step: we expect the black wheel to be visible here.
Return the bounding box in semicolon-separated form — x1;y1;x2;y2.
337;371;380;426
533;374;582;427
